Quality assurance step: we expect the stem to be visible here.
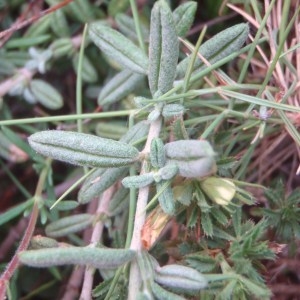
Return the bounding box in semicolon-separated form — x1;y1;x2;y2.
128;117;162;300
79;187;115;300
129;0;146;54
76;24;88;134
0;110;133;126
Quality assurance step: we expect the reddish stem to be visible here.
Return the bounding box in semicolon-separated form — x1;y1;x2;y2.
0;201;39;298
0;0;74;42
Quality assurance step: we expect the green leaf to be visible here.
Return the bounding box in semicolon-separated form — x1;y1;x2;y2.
151;282;186;300
156;181;175;215
72;53;98;83
0;58;15;76
45;213;94;237
78;167;128;204
19;247;136;269
119;120;150;145
162;104;185;118
30;79;63;110
223;90;300;113
148;0;179;96
108;187;129;216
96;122;128;140
5;35;51;49
78;121;149;203
185;253;217;273
50;38;75;59
201;211;213;236
150;138;166;168
67;0;94;22
98;69;145;106
239;276;272;298
187;207;199;228
0;198;34;226
232;207;242;237
45;200;79;211
25;15;51;38
157;164;178;181
176;23;249;80
218;279;238;300
28;130;140;168
115;13;149;41
173;184;193;206
122;173;154;188
89;23;148;74
172;1;197;37
50;9;70;38
154;264;208;292
92;278;113;298
171;117;189;140
211;207;229;226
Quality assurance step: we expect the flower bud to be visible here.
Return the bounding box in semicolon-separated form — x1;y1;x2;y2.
200;177;236;205
165;140;216;178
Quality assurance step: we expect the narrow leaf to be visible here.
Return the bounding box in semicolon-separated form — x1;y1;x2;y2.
0;198;34;227
50;38;75;59
156;181;175;215
67;0;94;22
78;167;128;204
28;130;140;168
122;173;154;188
45;214;94;237
155;264;208;291
98;69;145;106
45;200;79;211
176;23;249;80
172;1;197;37
158;164;178;181
19;247;136;269
201;211;213;236
151;282;186;300
119;120;150;145
150;138;166;168
162;104;185;118
223;89;300;113
72;53;98;83
50;9;70;38
108;187;129;216
148;0;179;96
115;13;149;41
89;23;148;74
30;79;63;110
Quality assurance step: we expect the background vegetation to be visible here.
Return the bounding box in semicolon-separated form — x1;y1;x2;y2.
0;0;299;299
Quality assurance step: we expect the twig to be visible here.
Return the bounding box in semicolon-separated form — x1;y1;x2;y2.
0;0;74;42
128;117;162;300
0;202;39;298
79;187;115;300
